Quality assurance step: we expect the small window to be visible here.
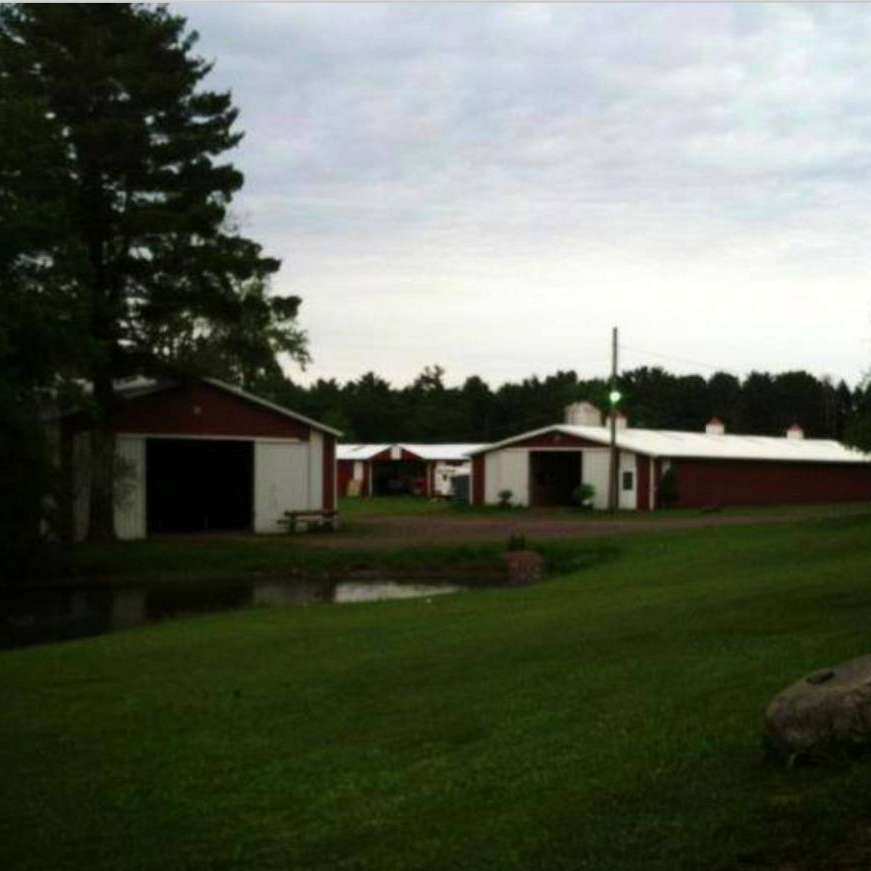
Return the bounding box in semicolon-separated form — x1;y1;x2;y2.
622;470;634;491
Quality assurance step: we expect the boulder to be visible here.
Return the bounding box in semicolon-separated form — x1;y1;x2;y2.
501;550;545;587
764;654;871;764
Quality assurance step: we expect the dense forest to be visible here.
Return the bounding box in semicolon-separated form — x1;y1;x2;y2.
250;365;871;445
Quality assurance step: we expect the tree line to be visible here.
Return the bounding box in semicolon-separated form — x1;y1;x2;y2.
248;364;871;445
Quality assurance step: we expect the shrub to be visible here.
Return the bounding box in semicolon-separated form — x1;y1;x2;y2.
497;489;513;509
571;483;596;510
507;533;527;552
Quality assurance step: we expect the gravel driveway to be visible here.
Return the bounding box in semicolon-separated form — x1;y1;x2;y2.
303;510;813;548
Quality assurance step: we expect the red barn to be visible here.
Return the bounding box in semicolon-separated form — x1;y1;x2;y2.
60;377;340;539
468;407;871;510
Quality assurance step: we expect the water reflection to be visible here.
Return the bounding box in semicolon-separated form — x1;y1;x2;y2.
1;579;463;650
334;582;459;603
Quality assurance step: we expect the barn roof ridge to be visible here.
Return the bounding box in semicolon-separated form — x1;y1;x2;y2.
467;423;871;465
337;442;487;462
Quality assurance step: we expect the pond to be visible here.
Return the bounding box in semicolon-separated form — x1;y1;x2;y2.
0;580;463;651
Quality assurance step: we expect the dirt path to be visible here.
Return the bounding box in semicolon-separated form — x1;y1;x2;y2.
304;510;815;548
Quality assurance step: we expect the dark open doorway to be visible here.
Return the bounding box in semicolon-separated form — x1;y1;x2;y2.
371;460;427;496
146;439;254;534
530;451;582;506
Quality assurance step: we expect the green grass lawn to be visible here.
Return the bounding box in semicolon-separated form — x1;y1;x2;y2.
339;494;871;521
4;514;871;870
35;535;509;587
338;495;460;516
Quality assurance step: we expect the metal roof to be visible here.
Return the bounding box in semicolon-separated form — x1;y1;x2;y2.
468;424;871;465
399;443;486;461
337;443;485;462
336;444;392;461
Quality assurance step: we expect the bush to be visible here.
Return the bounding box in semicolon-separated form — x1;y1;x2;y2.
506;533;527;552
497;489;513;509
571;483;596;510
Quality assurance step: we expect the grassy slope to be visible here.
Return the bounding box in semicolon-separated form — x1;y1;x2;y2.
4;516;871;870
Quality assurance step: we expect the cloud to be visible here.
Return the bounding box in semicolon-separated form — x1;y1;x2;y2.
176;2;871;387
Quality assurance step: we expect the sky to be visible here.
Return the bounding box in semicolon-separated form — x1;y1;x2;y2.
177;1;871;389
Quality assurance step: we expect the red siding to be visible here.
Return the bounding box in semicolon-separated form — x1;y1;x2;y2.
670;459;871;508
636;455;651;512
472;454;486;505
323;436;336;510
508;431;605;450
653;459;662;508
337;460;354;497
110;382;310;439
472;455;485;505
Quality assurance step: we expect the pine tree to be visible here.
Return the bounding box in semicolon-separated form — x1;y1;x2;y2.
0;4;306;541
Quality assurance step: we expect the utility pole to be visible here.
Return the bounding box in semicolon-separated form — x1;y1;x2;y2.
608;326;620;513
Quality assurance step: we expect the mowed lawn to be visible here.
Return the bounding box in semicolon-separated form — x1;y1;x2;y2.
337;495;871;520
4;516;871;870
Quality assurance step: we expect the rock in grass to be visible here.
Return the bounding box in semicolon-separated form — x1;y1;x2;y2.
501;550;545;587
764;655;871;764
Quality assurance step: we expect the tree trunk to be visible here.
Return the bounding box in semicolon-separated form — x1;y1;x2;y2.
57;424;76;544
86;374;117;542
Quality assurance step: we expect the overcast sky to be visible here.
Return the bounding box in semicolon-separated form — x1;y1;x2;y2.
178;2;871;388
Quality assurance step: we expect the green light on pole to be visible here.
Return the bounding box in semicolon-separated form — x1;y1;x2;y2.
609;389;622;406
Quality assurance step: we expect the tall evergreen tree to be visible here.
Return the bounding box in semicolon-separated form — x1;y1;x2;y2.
0;4;307;541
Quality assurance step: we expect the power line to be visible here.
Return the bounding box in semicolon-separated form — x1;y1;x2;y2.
618;343;745;380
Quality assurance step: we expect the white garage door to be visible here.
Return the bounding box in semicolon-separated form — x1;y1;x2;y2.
254;441;310;533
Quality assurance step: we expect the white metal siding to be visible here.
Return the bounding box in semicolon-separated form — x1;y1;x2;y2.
500;450;530;506
308;431;324;511
254;441;310;533
582;450;610;510
484;452;502;505
482;446;640;510
481;450;530;506
619;451;637;510
115;437;146;540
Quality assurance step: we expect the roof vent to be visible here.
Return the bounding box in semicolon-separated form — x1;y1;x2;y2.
786;424;804;440
565;401;602;427
705;417;725;435
606;411;628;430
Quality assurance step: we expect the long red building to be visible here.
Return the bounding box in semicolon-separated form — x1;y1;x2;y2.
467;404;871;510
